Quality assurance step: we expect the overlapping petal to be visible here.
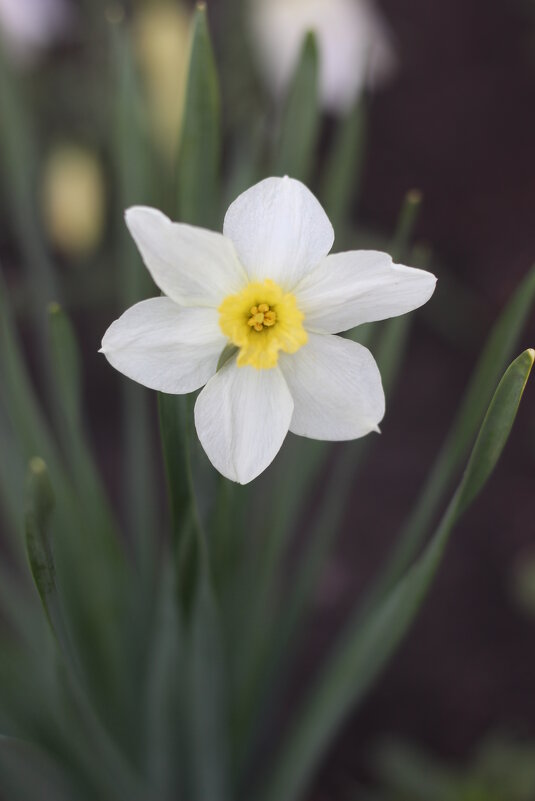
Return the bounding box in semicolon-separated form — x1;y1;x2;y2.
223;176;334;289
194;359;294;484
279;333;385;440
100;297;225;394
125;206;247;307
295;250;437;333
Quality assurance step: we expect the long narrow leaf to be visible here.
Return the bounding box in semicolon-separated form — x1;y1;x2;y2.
110;18;159;570
260;349;533;801
177;2;221;226
372;264;535;599
320;100;366;235
273;33;319;183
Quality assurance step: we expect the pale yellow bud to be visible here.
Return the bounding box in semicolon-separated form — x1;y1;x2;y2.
42;145;105;257
133;2;192;161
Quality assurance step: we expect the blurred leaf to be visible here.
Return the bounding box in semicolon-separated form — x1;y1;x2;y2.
187;575;230;801
48;303;120;556
0;49;58;308
274;33;319;183
144;565;184;800
320;100;367;235
374;741;471;801
159;2;219;601
177;3;221;226
0;271;67;497
456;348;534;513
158;393;205;607
0;734;82;801
109;12;159;570
24;458;68;650
390;190;423;262
259;349;533;801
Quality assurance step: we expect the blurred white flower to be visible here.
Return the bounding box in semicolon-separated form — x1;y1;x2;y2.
101;177;435;484
0;0;71;64
42;144;106;257
249;0;396;113
133;2;192;161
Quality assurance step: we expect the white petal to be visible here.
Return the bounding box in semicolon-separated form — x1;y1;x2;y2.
194;360;293;484
223;176;334;289
100;298;225;394
279;333;384;440
295;251;437;334
125;206;247;307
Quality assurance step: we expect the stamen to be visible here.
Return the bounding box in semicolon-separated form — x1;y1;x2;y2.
247;302;278;332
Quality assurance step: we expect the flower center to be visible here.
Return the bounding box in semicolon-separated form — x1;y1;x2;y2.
219;279;307;369
247;303;277;331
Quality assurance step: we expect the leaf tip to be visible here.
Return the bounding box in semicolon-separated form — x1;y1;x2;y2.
29;456;47;476
47;301;61;316
406;188;423;206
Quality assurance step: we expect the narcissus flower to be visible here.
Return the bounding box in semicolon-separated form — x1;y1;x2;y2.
249;0;395;114
101;177;436;484
0;0;71;65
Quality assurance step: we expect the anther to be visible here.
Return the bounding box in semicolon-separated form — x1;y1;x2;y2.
247;302;277;332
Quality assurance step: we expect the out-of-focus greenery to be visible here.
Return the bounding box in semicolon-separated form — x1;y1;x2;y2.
0;3;534;801
366;736;535;801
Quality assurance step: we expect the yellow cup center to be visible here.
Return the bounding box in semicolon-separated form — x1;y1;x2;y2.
219;279;307;369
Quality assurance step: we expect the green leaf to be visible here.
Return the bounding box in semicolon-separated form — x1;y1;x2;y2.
144;565;185;798
0;48;58;309
320;100;367;235
455;348;534;514
0;734;81;801
187;575;230;801
160;1;219;601
259;349;533;801
177;2;221;226
274;32;319;182
158;393;206;611
48;304;121;555
391;189;423;262
109;11;159;570
372;265;535;600
24;458;74;665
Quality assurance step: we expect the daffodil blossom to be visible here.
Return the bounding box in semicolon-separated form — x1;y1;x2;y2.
101;177;436;484
0;0;71;65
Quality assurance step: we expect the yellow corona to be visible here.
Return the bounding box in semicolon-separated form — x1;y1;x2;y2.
219;279;308;369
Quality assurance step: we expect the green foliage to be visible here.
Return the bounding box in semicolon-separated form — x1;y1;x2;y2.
274;32;320;182
372;736;535;801
0;5;533;801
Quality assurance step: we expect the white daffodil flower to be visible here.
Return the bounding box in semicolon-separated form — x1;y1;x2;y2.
0;0;71;65
249;0;396;114
101;177;436;484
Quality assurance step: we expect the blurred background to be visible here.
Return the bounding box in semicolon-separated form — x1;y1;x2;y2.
0;0;534;798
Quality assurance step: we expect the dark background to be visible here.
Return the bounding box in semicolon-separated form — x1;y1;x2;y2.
307;0;535;795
